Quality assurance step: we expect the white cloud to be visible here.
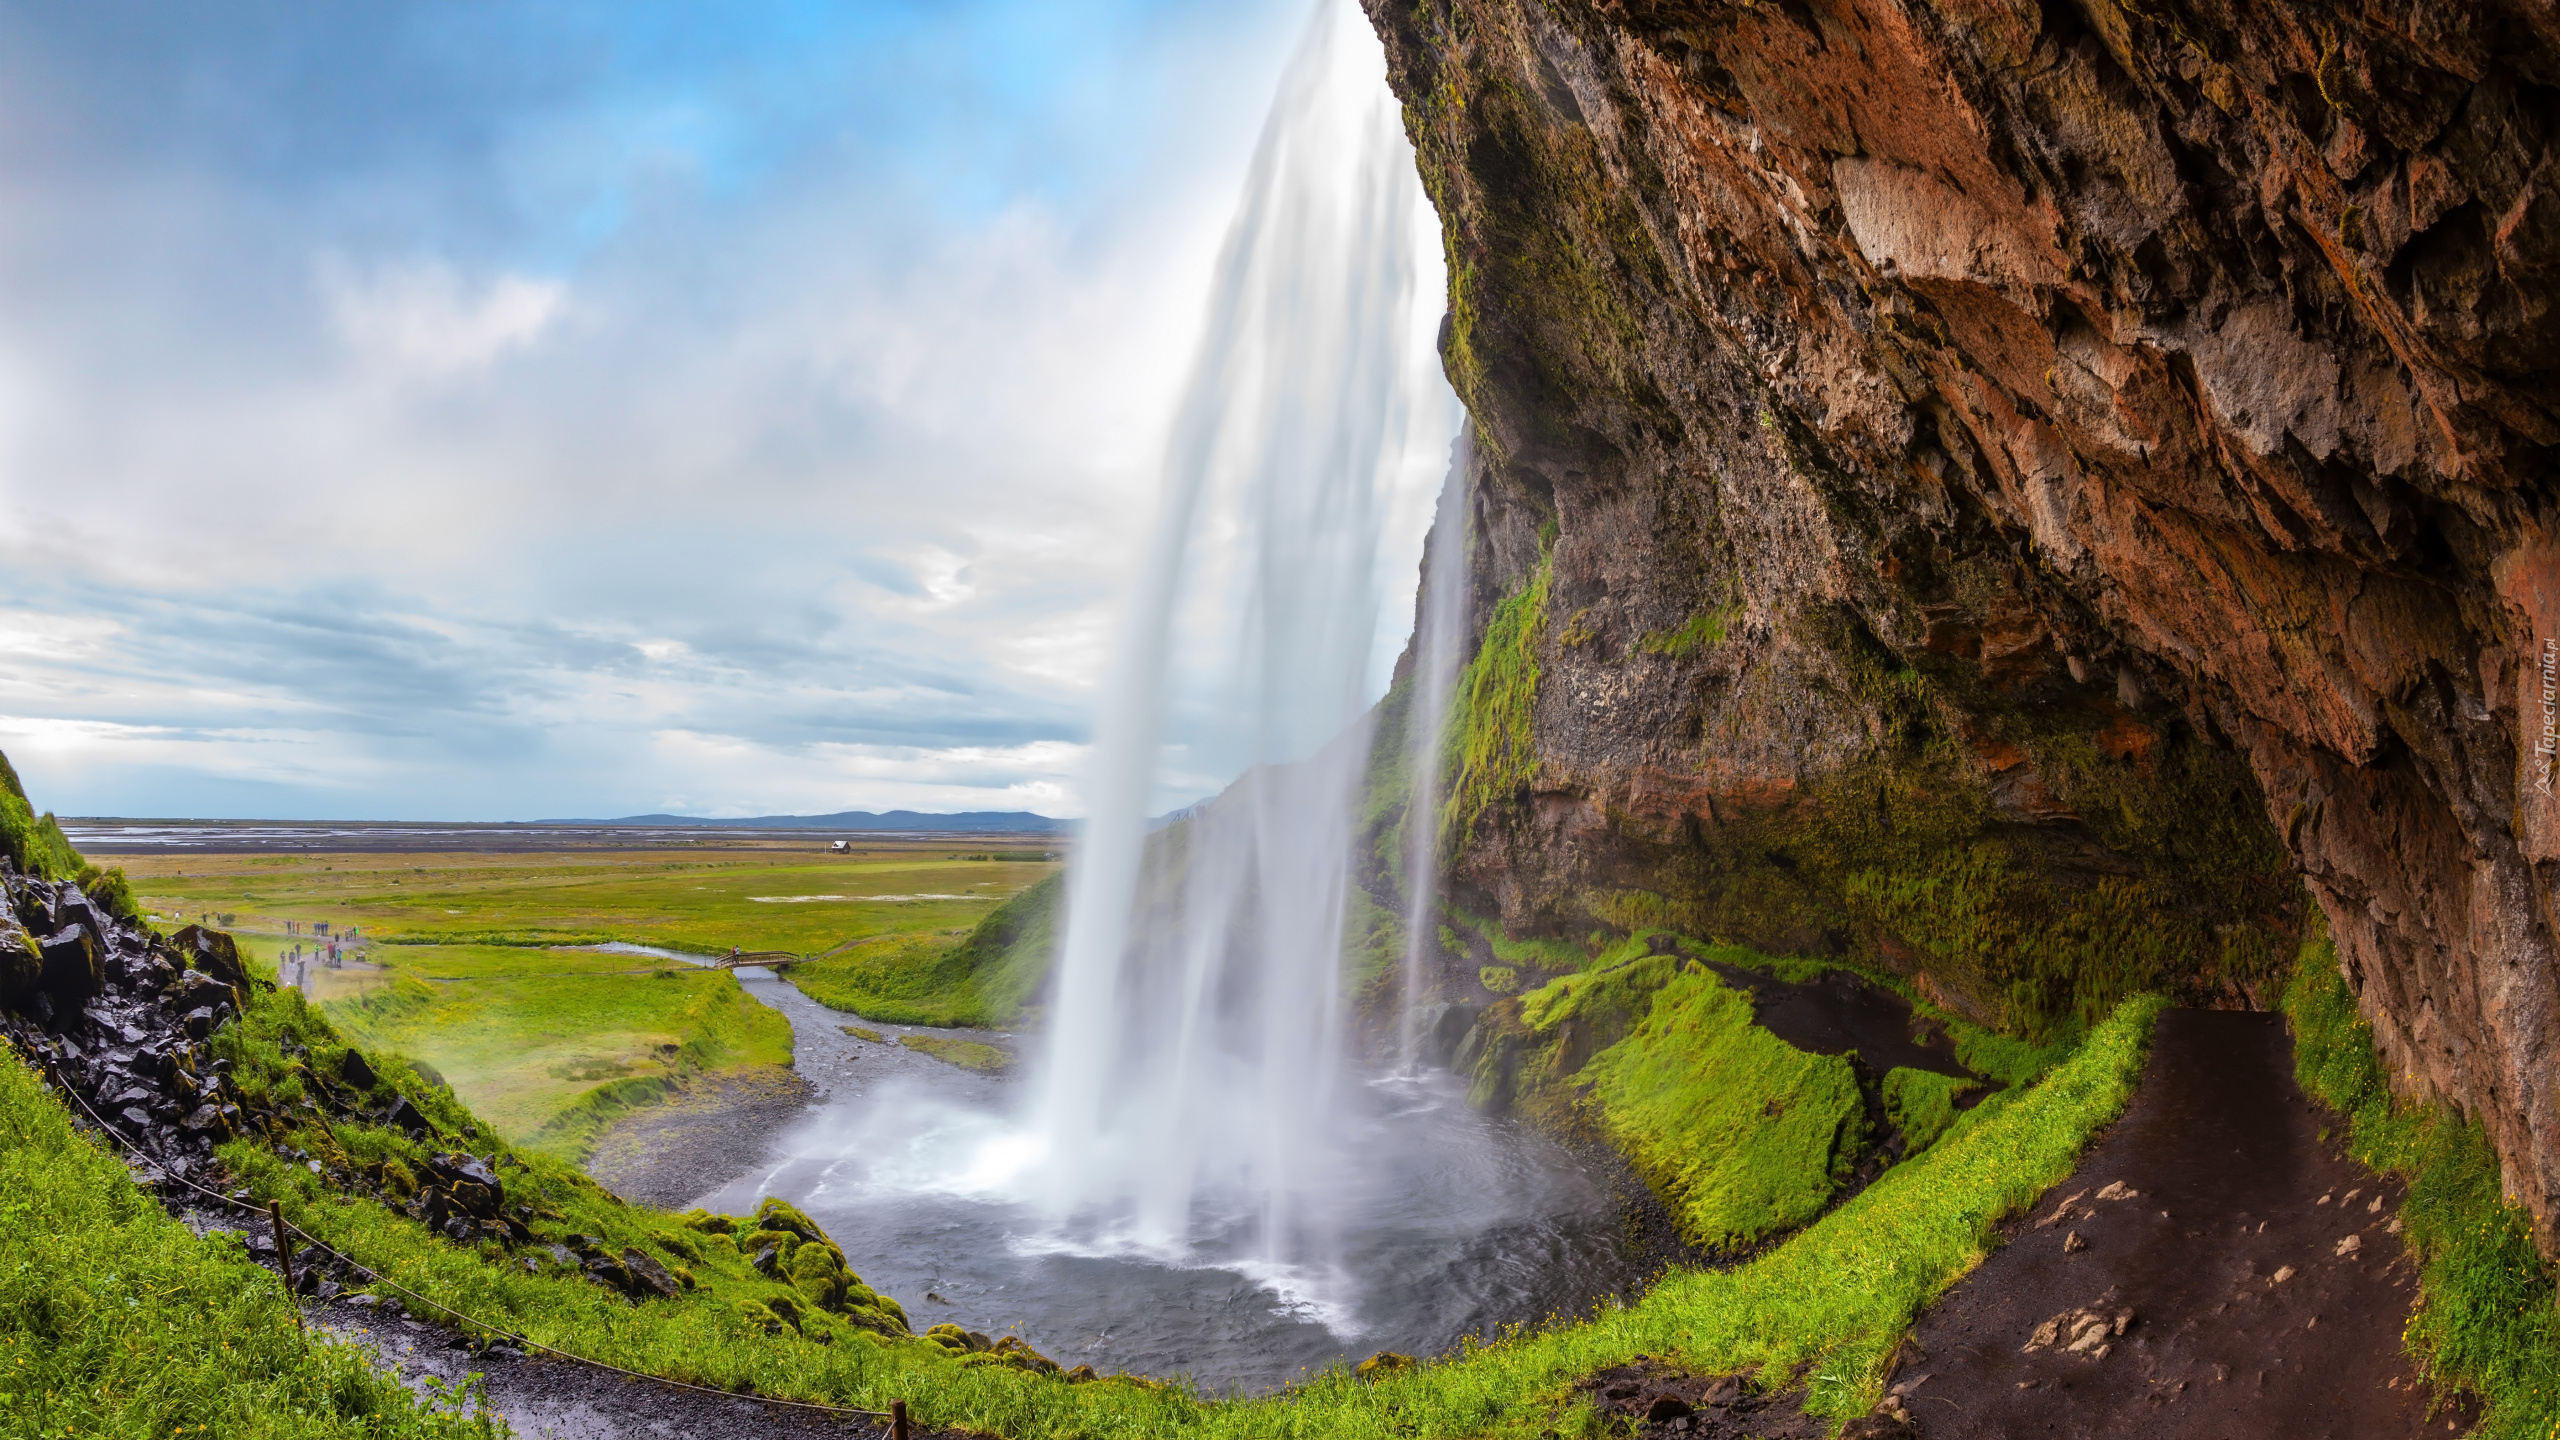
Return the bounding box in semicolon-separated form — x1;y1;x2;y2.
321;257;566;375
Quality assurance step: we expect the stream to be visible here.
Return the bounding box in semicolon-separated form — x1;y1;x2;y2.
694;970;1655;1393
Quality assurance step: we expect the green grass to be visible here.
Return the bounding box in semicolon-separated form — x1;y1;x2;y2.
899;1034;1013;1074
314;944;793;1160
1881;1068;1977;1156
2283;929;2560;1439
0;1038;493;1439
1442;550;1549;849
784;872;1062;1027
125;846;1054;960
1575;965;1867;1250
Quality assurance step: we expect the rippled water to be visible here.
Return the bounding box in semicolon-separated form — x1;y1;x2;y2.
699;976;1651;1393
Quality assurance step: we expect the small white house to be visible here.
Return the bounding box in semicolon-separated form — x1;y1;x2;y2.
830;840;850;852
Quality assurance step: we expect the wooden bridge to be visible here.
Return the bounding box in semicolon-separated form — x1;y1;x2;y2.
704;949;807;970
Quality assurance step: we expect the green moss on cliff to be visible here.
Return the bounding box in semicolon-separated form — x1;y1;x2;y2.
2285;926;2560;1437
1637;605;1739;658
1442;551;1550;850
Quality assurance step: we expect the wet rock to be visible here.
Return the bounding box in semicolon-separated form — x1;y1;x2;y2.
620;1247;681;1300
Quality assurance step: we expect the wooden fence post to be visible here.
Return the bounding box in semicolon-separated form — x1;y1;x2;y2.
268;1201;306;1336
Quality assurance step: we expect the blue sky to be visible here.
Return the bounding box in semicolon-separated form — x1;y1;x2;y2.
0;0;1448;820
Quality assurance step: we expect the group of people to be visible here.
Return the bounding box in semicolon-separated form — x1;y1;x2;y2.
276;918;363;992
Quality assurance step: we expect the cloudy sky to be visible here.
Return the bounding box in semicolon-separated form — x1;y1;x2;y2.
0;0;1455;821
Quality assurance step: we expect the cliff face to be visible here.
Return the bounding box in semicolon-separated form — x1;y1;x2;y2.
1364;0;2560;1249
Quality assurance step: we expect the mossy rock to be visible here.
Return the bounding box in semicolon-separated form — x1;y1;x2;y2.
737;1298;792;1336
962;1335;1061;1375
750;1196;830;1246
1478;965;1520;994
737;1227;801;1263
1356;1351;1415;1380
680;1208;738;1235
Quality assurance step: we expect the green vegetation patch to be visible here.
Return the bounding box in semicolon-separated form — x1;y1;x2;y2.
1881;1068;1979;1157
899;1034;1013;1075
1637;605;1738;658
1576;965;1867;1250
127;847;1052;960
785;872;1062;1027
2285;928;2560;1438
0;1040;489;1439
1442;551;1550;848
317;944;791;1158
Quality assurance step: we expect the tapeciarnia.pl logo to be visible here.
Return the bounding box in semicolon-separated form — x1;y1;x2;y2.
2539;637;2558;796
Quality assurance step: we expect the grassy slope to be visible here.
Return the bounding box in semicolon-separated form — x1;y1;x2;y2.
786;872;1063;1027
0;906;2162;1440
213;979;2169;1439
1575;965;1866;1250
2283;929;2560;1439
125;848;1055;958
0;1041;491;1440
316;944;793;1158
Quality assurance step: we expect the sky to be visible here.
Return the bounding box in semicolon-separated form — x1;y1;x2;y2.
0;0;1455;821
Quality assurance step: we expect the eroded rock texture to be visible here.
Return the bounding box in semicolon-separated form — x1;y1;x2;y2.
1364;0;2560;1247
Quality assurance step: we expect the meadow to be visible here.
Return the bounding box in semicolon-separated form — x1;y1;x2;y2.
313;944;793;1156
118;840;1058;959
116;841;1058;1156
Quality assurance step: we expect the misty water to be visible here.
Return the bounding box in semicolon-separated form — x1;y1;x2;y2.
701;972;1654;1393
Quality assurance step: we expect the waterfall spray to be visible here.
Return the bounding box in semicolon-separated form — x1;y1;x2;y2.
1027;0;1448;1292
1397;435;1472;1069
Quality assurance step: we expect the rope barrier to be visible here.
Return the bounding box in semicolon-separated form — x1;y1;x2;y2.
35;1053;903;1429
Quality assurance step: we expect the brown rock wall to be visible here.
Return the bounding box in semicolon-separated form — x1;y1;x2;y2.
1369;0;2560;1247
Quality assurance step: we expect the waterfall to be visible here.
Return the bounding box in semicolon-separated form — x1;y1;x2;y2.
1398;434;1472;1069
1026;0;1448;1292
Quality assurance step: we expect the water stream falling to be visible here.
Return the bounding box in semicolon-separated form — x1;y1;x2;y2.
1398;436;1472;1070
706;6;1660;1385
1028;0;1440;1304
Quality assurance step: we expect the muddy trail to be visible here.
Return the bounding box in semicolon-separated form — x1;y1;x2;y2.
1870;1010;2470;1439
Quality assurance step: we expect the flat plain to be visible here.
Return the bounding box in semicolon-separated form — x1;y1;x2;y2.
116;839;1059;1155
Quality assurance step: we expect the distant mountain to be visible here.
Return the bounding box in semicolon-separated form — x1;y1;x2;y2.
573;810;1068;834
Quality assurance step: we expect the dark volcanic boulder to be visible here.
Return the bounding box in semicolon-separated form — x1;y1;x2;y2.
0;911;40;1011
170;925;250;991
620;1247;681;1300
36;925;100;1002
337;1047;378;1091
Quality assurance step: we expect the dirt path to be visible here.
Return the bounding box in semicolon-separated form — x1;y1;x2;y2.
303;1293;965;1439
1884;1009;2474;1438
